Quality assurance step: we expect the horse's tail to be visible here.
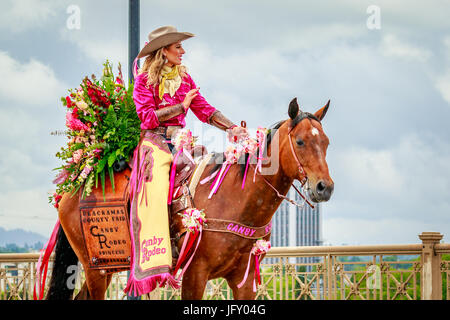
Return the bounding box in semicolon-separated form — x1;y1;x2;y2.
45;225;79;300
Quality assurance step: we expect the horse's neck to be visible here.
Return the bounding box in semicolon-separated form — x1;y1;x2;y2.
243;129;294;225
221;148;293;227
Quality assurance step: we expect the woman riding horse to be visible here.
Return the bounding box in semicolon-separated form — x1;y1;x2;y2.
124;25;247;295
44;26;333;300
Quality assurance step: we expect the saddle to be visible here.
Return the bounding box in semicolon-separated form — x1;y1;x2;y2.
168;145;211;263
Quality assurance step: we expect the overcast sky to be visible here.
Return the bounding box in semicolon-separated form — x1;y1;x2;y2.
0;0;449;246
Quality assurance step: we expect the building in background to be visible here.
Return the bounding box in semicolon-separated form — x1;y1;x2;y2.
268;182;322;265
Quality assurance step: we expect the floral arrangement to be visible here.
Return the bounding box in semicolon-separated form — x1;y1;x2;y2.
179;208;207;233
171;128;196;151
49;61;141;207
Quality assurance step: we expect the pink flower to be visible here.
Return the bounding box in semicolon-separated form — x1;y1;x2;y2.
224;145;243;164
66;111;89;132
73;149;83;163
53;169;69;185
80;165;92;179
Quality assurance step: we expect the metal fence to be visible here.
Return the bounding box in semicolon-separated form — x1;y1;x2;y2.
1;232;448;300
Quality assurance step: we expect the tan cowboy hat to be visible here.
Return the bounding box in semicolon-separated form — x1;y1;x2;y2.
137;25;195;59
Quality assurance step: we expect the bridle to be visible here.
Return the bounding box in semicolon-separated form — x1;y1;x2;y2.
261;112;322;209
287;112;321;186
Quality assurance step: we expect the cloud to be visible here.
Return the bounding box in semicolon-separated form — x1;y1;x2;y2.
0;51;67;106
432;37;450;104
435;71;450;104
0;51;67;233
0;0;62;33
60;28;127;71
56;1;128;78
333;147;405;197
323;132;450;244
379;34;432;62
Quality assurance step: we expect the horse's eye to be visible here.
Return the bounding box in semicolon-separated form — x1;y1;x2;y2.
296;138;304;146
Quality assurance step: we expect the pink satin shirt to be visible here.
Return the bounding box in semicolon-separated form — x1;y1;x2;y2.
133;72;217;130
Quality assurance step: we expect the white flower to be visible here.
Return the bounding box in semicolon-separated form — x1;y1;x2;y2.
76;100;89;111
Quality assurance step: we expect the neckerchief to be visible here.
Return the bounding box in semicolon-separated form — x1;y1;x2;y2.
159;65;181;100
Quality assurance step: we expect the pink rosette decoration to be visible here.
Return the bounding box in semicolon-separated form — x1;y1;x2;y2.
172;208;207;280
179;208;207;233
171;128;195;151
237;239;271;292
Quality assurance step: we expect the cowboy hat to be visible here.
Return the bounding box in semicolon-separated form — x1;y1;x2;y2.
137;25;195;59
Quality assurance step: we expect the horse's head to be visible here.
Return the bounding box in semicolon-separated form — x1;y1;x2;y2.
278;97;334;203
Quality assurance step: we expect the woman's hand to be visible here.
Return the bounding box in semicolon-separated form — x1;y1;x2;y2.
227;125;250;143
230;125;249;137
182;88;199;111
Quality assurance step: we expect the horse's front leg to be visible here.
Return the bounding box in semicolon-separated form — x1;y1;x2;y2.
227;258;257;300
181;259;209;300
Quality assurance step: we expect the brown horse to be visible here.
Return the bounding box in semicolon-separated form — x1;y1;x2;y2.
46;97;334;300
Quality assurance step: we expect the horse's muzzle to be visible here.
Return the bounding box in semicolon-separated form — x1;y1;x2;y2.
309;180;334;203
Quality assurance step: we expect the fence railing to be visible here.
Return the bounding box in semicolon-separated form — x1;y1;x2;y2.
0;232;448;300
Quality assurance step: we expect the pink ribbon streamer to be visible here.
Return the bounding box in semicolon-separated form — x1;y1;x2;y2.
253;134;266;182
241;154;253;190
168;148;182;204
237;250;257;292
200;168;219;185
34;219;61;300
176;227;203;280
208;162;230;199
182;148;195;164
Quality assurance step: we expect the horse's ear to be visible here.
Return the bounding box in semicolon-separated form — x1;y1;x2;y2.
288;97;299;119
314;100;330;121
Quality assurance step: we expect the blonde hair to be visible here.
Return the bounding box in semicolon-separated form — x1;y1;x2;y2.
138;46;187;88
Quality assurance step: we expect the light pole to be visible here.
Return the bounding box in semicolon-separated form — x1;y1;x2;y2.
127;0;140;300
128;0;140;83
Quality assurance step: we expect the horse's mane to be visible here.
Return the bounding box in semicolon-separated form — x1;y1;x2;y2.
209;120;287;177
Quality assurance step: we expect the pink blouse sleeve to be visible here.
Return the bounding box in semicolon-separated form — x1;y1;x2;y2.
133;74;160;129
186;74;217;123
